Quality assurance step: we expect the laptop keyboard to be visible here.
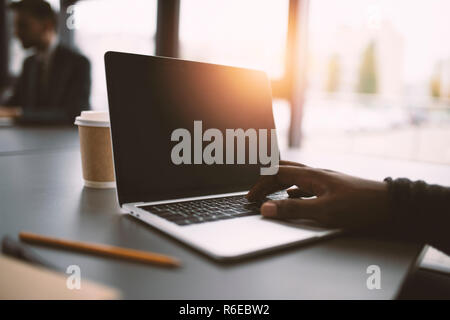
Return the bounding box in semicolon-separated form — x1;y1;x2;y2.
138;192;287;226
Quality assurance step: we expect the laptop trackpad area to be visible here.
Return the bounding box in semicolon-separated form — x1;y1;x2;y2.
184;216;336;258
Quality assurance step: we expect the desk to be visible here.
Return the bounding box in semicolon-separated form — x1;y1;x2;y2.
0;125;78;155
2;127;448;299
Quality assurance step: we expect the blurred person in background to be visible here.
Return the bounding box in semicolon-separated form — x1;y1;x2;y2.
0;0;91;124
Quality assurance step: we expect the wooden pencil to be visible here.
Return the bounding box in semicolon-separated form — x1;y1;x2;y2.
19;231;180;268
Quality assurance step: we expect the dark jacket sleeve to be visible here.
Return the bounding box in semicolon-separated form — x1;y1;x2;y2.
384;177;450;256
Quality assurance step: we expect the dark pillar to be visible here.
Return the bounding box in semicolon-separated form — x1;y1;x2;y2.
155;0;180;57
0;0;8;87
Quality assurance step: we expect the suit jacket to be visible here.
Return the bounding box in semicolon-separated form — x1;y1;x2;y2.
6;44;91;124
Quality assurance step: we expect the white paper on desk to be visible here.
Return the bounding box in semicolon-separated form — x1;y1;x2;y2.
0;254;120;299
420;246;450;275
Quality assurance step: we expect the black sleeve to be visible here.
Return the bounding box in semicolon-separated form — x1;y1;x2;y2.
384;177;450;256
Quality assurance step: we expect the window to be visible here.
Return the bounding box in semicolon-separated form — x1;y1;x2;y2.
301;0;450;164
73;0;157;110
179;0;289;80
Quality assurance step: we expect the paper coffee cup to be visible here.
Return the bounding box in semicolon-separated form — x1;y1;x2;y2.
75;111;115;188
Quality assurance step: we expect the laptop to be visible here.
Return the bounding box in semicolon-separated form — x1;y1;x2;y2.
104;51;337;260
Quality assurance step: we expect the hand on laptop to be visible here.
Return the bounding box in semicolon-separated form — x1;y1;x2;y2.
246;161;390;230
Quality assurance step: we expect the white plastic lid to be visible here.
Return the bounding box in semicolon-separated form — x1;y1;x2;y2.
74;111;110;127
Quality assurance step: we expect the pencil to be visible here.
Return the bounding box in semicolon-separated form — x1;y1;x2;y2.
19;231;180;268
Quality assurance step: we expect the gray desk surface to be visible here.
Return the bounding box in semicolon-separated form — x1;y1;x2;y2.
2;127;450;299
0;125;79;155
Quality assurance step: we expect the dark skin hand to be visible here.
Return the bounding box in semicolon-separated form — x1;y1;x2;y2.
246;161;391;230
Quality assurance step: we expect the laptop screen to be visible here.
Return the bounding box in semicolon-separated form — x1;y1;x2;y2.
105;52;277;205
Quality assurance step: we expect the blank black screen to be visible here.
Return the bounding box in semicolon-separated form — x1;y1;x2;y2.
105;52;276;205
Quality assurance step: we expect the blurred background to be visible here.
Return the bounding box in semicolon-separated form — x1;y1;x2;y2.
2;0;450;164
